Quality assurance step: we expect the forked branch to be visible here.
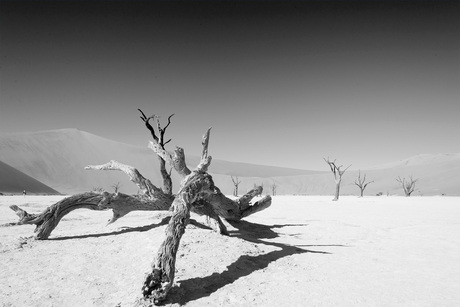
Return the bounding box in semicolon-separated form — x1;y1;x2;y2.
138;109;174;194
85;160;164;198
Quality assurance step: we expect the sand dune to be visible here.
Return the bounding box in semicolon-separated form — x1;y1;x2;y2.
0;160;60;195
0;129;320;195
0;129;458;195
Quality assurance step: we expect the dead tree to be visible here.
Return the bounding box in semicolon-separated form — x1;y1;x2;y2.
92;186;104;193
9;113;271;242
354;170;374;197
111;182;122;193
9;113;272;304
396;176;418;197
324;157;351;201
231;175;241;196
141;128;271;304
271;181;277;196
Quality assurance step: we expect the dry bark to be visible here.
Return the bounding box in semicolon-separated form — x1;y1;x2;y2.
142;171;214;303
147;128;270;221
141;128;272;304
10;192;105;240
8;156;265;239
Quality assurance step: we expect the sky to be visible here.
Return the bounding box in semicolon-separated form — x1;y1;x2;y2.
1;0;459;171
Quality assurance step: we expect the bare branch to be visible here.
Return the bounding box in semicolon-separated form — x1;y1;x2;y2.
195;128;213;173
342;164;352;173
164;113;175;131
85;160;163;198
201;127;211;160
138;109;158;142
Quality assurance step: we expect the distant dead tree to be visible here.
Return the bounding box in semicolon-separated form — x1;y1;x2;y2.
111;182;122;193
324;157;351;201
271;181;277;196
354;170;374;197
396;176;418;197
231;175;241;196
92;186;104;193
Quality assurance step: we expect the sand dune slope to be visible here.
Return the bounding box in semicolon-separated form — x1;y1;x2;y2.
0;129;317;195
0;160;60;194
0;129;458;196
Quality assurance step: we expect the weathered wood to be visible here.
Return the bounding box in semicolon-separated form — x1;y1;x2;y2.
148;142;191;178
9;113;274;305
85;160;166;199
86;159;227;233
97;192;173;224
142;171;213;303
10;192;105;240
141;128;272;304
148;129;271;221
138;109;175;195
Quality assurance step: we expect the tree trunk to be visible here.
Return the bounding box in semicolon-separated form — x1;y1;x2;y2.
158;156;172;195
142;196;191;304
140;128;272;304
333;181;340;201
142;171;214;304
10;192;105;240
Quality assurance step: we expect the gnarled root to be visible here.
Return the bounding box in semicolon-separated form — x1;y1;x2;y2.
142;268;172;305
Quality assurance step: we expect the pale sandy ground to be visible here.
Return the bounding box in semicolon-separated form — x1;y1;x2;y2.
1;195;459;307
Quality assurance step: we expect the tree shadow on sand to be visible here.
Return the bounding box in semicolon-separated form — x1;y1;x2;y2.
47;217;213;241
162;220;344;305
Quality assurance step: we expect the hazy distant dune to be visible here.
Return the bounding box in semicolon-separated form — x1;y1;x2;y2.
0;129;317;195
0;129;458;196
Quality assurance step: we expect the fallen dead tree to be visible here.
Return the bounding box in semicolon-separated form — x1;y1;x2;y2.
9;111;272;304
9;111;271;238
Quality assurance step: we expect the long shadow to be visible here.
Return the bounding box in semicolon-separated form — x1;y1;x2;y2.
162;220;343;305
48;217;213;241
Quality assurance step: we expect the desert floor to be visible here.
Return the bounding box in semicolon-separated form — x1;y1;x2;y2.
1;195;459;307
